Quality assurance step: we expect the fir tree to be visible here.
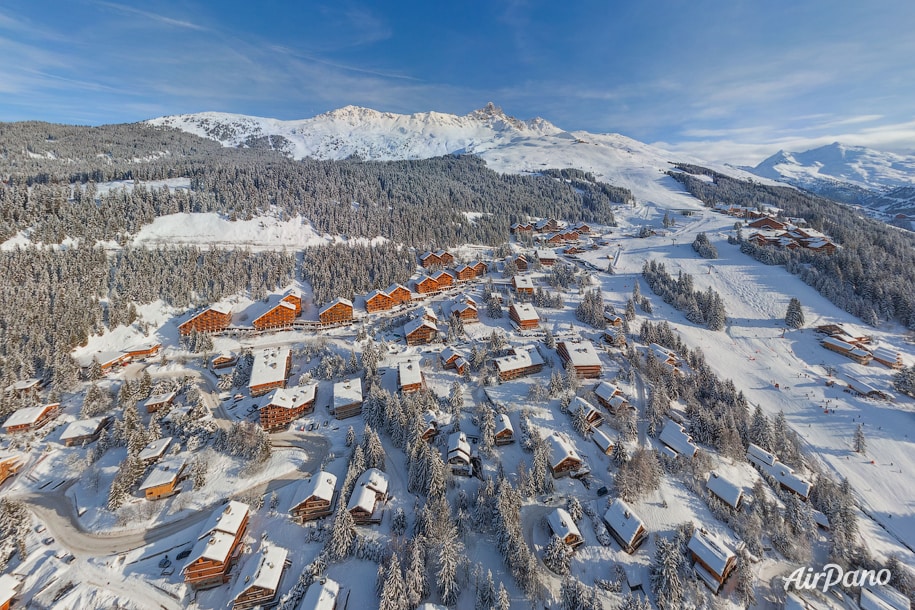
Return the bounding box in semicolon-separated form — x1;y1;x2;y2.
854;423;866;454
785;297;805;328
543;535;571;575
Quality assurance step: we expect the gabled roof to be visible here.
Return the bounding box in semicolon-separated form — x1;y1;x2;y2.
452;302;478;316
495;413;513;435
59;416;110;442
385;282;410;295
592;429;614;453
3;403;57;428
746;443;776;467
603;498;645;546
546;507;581;542
141;391;176;410
318;297;353;315
594;381;623;402
404;317;437;337
535;248;557;259
510;303;539;322
291;471;337;506
200;500;250;538
264;384;317;410
492;348;544;373
706;471;743;508
139;456;186;491
301;578;340;610
136;437;172;461
365;289;390;302
186;529;237;565
687;530;735;577
357;467;389;496
0;574;21;606
249;347;292;389
231;543;288;601
569;396;601;420
398;360;423;387
448;431;471;464
559;341;602;367
512;275;534;289
546;433;581;468
659;419;698;458
348;483;378;514
440;346;465;363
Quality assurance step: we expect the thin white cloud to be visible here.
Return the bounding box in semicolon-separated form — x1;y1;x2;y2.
93;1;208;31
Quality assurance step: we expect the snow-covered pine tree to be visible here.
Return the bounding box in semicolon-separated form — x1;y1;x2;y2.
651;537;683;610
543;535;571;575
379;554;407;610
326;504;356;561
785;297;805;328
854;423;866;454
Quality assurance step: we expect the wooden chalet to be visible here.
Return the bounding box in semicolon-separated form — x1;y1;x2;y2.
746;444;812;500
747;216;788;231
511;222;533;233
603;499;648;553
688;530;737;593
252;300;297;331
290;471;338;522
125;341;162;360
512;254;529;272
404;317;438;346
604;312;624;327
59;415;112;447
83;350;132;375
139;456;187;500
231;543;290;610
509;303;540;330
347;468;389;524
471;261;488;276
385;283;413;305
421;412;439;442
659;419;698;459
603;327;628;347
592;429;614;455
546;433;583;478
332;378;364;420
594;381;630;412
547;507;584;548
249;347;292;397
453;357;469;376
2;403;60;434
138;436;173;464
706;471;743;509
300;578;342;610
0;454;23;487
545;232;566;245
535;248;557;267
435;249;455;266
179;303;232;336
440;346;466;369
365;289;394;313
494;413;514;445
6;378;43;397
421;306;439;324
0;574;21;610
872;346;904;370
845;376;892;400
211;352;238;370
454;264;476;281
419;251;441;267
259;384;318;432
415;275;440;294
512;274;534;294
821;336;872;364
318;298;354;325
557;340;602;378
184;501;250;589
492;348;545;381
397;360;425;393
570;222;591;234
534;218;560;233
447;431;473;476
451;301;479;323
141;391;177;414
569;397;603;428
432;270;455;289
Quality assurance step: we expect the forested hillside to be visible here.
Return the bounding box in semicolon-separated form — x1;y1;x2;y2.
669;165;915;328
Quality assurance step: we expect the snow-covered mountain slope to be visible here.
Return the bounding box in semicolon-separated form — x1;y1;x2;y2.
147;103;765;208
747;142;915;195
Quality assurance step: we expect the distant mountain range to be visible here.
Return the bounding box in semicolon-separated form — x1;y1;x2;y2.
745;143;915;225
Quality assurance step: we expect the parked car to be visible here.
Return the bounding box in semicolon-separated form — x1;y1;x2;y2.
597;486;609;497
35;524;46;534
176;548;192;560
43;536;55;545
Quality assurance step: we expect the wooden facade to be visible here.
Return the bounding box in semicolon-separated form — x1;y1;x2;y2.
455;265;476;281
184;502;250;589
452;303;479;323
259;385;317;432
415;276;439;294
125;342;162;360
140;458;187;500
290;471;337;522
3;403;60;434
509;303;539;330
386;284;412;304
432;270;454;289
557;341;602;378
179;305;232;336
231;545;289;610
318;298;354;325
252;302;297;331
404;318;437;346
365;290;394;313
0;455;22;486
281;290;302;315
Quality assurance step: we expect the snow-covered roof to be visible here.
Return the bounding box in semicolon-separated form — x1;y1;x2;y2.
687;530;735;577
772;466;813;499
594;381;622;402
559;341;601;367
318;297;353;315
404;317;437;337
3;404;56;429
746;443;776;467
198;500;250;539
546;433;581;469
249;347;291;389
510;303;539;322
137;436;172;461
873;346;902;363
603;499;645;546
609;395;628;410
495;413;513;435
452;302;477;315
187;529;238;565
264;384;317;410
440;346;465;363
9;378;40;391
333;378;363;410
385;282;409;295
659;419;698;458
59;416;110;442
356;467;389;497
706;471;743;508
141;391;176;409
650;342;677;362
232;543;288;600
844;375;882;396
535;248;556;259
347;484;378;513
512;275;534;289
546;507;581;542
139;457;186;491
492;348;544;373
300;578;340;610
448;431;471;464
822;336;857;352
292;471;337;506
365;288;388;302
398;360;423;387
209;302;233;315
417;604;448;610
569;396;600;420
592;429;614;453
0;573;21;605
422;306;438;321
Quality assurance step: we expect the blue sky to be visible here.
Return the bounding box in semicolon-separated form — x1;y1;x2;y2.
1;0;913;163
